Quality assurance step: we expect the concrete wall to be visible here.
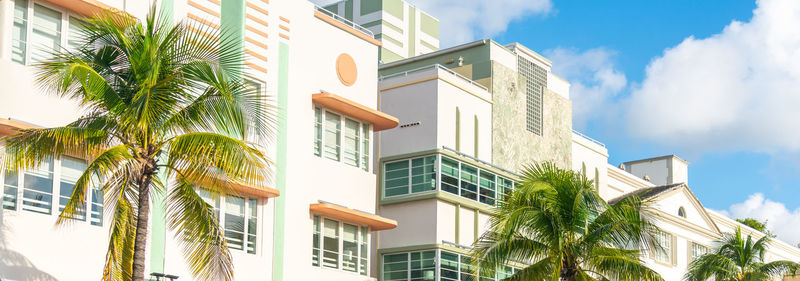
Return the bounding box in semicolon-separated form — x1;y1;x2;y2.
571;132;609;191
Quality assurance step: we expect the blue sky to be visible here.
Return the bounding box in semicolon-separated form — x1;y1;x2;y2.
398;0;800;244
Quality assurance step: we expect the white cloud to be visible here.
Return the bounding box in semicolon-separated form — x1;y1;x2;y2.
720;193;800;246
625;0;800;153
310;0;552;47
545;47;627;130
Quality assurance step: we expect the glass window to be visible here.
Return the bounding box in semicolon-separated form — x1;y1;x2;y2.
22;158;54;214
59;156;87;220
384;160;410;197
3;170;19;210
383;253;409;281
342;223;359;272
691;242;709;261
224;196;246;251
479;171;496;205
440;251;459;281
360;226;368;275
343;118;360;167
497;177;514;203
246;198;257;254
322;218;339;269
89;182;102;226
460;164;478;201
410;251;435;281
390;250;520;281
440;157;460;195
361;125;370;171
654;230;672;263
324;112;341;161
30;4;62;63
67;16;82;51
312;216;321;266
12;0;28;64
411;157;436;193
314;107;322;156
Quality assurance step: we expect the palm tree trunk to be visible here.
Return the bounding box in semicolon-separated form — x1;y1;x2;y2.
131;173;153;281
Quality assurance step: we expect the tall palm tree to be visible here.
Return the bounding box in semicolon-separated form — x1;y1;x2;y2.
685;227;799;281
1;6;272;281
473;162;664;281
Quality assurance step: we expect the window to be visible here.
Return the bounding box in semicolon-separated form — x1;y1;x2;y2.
22;158;54;214
12;0;81;65
690;242;709;261
385;249;519;281
59;156;87;220
678;207;686;218
197;191;258;254
383;154;518;206
518;55;546;136
653;230;673;264
311;215;370;275
314;106;372;170
3;170;19;210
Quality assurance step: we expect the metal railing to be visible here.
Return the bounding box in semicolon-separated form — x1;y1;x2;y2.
572;130;605;148
379;64;489;91
314;5;375;39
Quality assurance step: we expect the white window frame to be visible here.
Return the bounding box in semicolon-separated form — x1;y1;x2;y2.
689;242;709;262
311;214;371;276
1;154;103;227
12;0;81;65
313;105;372;172
198;191;260;255
652;229;674;265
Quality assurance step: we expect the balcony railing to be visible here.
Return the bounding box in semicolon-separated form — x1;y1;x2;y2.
314;5;375;39
573;130;605;148
379;64;489;92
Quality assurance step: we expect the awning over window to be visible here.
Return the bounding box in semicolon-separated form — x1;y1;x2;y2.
44;0;129;17
0;118;38;136
310;202;398;231
227;181;280;199
312;92;399;131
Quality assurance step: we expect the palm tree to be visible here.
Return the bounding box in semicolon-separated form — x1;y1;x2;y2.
473;162;664;281
685;227;799;281
1;6;272;281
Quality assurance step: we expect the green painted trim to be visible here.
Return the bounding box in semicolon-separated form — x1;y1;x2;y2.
221;0;245;78
455;107;460;151
271;42;290;281
420;39;438;51
473;209;479;244
379;47;406;63
361;20;382;28
419;12;439;38
159;0;175;26
454;203;460;244
149;167;168;274
382;20;404;34
360;0;381;15
379;149;519;180
376;33;403;47
474;115;479;157
407;5;415;57
382;0;404;19
344;0;354;21
377;244;472;256
379;190;494;212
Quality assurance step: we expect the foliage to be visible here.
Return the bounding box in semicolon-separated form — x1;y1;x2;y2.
736;218;771;235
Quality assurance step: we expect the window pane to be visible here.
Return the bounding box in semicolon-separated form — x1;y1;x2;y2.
312;216;321;266
90;182;102;226
22;159;54;214
314;107;322;156
12;0;28;64
654;230;671;263
360;226;368;275
410;250;436;281
440;157;460;195
324;112;341;161
497;177;514;204
67;17;82;51
322;219;339;268
224;196;245;251
3;171;19;210
246;199;257;254
478;171;496;205
460;164;478;201
30;4;62;63
383;253;408;281
440;251;459;281
343;119;360;167
361;125;370;171
460;255;474;281
59;156;87;220
198;189;220;219
410;156;436;194
342;224;358;272
384;161;409;197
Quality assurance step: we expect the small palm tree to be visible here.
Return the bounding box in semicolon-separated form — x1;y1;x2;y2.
685;227;799;281
2;6;272;281
473;162;664;281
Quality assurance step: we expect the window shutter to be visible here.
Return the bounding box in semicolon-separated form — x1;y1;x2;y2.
671;234;678;266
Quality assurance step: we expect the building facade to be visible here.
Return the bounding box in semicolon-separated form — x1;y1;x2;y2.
322;0;439;63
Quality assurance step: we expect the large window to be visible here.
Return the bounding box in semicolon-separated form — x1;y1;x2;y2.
690;242;709;261
383;154;517;206
12;0;82;65
384;249;520;281
2;156;103;226
314;106;371;171
198;192;258;254
311;215;370;275
653;230;673;264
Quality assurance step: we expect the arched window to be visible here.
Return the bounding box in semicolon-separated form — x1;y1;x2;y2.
678;207;686;218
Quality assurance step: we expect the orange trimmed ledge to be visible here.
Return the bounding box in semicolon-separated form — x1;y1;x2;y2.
0;118;38;136
310;202;397;231
228;181;280;199
312;92;399;131
45;0;130;18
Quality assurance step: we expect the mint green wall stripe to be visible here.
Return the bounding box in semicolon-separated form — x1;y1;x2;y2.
272;42;290;281
408;5;415;57
221;0;245;77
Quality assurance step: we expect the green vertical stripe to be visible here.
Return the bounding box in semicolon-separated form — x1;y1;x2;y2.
345;0;354;21
221;0;245;78
473;209;479;244
454;204;460;244
455;107;460;151
408;5;415;57
272;42;290;281
149;167;168;274
474;115;479;157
